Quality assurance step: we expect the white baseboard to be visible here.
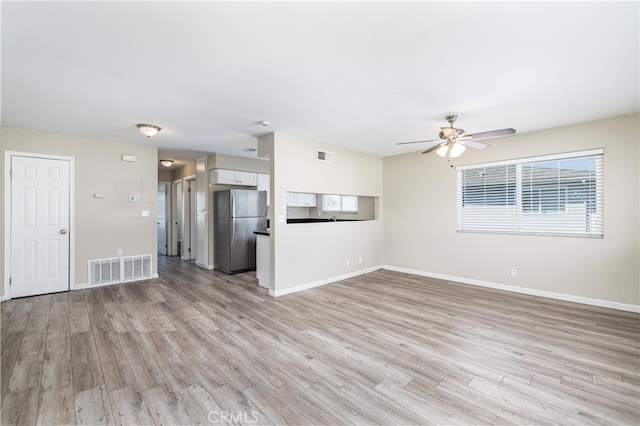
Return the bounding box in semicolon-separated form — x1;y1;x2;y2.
269;265;383;297
72;273;159;292
383;265;640;313
196;262;214;270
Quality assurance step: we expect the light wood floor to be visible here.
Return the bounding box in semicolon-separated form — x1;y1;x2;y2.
2;256;639;425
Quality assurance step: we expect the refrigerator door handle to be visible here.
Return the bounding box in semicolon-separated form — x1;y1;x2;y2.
230;194;236;218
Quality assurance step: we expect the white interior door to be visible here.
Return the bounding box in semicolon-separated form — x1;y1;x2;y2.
189;179;197;261
182;178;195;261
157;183;167;255
171;180;182;256
10;155;70;298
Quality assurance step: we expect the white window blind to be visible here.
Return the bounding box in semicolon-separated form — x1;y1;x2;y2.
457;149;603;237
323;194;358;213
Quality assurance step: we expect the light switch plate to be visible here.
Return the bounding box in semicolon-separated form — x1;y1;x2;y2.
141;210;150;217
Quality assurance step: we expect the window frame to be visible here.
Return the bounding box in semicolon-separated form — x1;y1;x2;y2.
456;149;604;238
322;194;359;213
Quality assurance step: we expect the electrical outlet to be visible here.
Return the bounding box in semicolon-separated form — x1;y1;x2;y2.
358;256;363;264
345;259;350;267
511;269;518;277
117;248;123;256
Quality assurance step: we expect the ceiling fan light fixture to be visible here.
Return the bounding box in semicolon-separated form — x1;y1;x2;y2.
137;123;161;138
450;142;466;158
436;144;449;157
159;159;174;167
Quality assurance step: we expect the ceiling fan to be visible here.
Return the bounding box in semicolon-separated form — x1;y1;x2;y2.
397;115;516;158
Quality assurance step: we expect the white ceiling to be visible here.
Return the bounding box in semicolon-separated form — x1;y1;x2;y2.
2;1;638;167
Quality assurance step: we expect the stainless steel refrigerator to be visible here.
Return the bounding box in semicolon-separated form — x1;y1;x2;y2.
213;189;267;274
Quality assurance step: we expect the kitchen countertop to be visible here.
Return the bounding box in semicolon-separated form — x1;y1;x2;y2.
286;218;362;224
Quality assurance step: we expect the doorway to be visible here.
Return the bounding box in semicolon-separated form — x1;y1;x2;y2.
182;177;197;261
171;180;182;256
157;183;168;255
5;153;74;298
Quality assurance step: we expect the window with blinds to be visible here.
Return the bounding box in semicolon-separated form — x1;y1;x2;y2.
457;149;604;237
323;194;359;213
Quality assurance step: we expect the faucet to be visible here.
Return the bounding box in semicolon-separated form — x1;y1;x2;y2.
329;216;337;222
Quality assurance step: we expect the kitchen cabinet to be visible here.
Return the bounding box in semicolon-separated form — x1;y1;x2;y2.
210;169;257;186
286;192;317;207
257;173;270;206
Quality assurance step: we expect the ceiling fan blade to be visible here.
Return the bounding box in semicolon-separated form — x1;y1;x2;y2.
465;128;516;140
396;138;441;146
459;139;489;149
421;142;445;154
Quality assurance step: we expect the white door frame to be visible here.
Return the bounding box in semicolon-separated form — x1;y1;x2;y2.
171;179;182;256
182;175;196;260
157;182;170;256
3;151;76;300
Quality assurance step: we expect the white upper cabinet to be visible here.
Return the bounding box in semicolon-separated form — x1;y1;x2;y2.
211;169;257;186
257;173;270;206
286;192;317;207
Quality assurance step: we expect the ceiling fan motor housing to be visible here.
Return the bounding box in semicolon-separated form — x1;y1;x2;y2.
439;127;464;139
395;113;515;154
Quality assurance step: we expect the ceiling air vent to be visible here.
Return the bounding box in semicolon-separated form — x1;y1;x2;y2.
317;150;334;163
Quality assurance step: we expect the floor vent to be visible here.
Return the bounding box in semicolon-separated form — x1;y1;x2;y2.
89;254;152;286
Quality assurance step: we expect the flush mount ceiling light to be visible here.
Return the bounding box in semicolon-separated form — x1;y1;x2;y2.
136;123;161;138
159;159;174;167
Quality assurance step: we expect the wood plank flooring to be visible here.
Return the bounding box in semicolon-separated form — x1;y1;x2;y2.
2;256;639;425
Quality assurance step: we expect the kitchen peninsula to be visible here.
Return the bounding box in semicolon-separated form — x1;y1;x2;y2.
254;229;270;289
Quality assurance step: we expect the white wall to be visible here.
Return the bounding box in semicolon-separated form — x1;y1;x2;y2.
1;127;158;296
383;114;639;308
268;132;384;295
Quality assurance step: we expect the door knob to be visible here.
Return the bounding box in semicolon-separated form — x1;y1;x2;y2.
60;229;67;235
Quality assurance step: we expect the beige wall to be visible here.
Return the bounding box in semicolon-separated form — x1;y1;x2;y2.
384;114;640;307
158;169;172;182
269;132;384;294
1;127;158;297
170;161;197;181
158;162;197;184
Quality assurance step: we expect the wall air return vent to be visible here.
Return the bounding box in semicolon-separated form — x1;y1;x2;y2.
317;150;334;163
89;254;152;286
